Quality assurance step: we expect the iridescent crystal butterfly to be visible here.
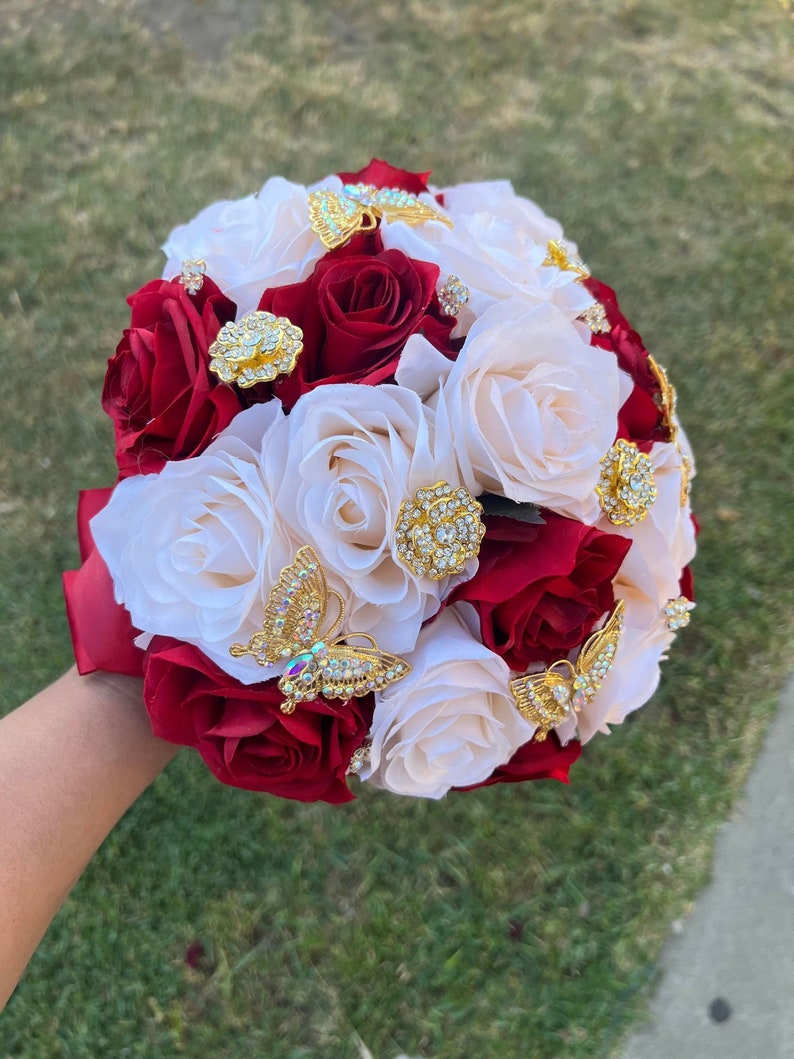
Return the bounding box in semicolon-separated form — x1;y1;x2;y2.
230;546;411;714
510;601;625;742
308;183;452;251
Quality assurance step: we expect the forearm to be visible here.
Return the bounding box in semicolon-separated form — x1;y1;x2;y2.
0;667;178;1010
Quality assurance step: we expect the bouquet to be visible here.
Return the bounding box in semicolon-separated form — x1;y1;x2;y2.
63;159;696;803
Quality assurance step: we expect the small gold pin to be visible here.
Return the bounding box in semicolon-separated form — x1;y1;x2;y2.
438;275;470;317
347;744;371;776
664;596;695;632
679;453;692;507
541;239;590;280
580;302;611;333
179;259;206;294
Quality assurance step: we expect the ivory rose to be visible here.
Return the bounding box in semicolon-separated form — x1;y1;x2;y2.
161;175;343;318
364;604;534;798
397;299;631;520
277;383;464;656
90;402;297;684
380;179;595;335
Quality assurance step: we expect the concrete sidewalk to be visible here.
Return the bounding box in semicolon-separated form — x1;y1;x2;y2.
621;677;794;1059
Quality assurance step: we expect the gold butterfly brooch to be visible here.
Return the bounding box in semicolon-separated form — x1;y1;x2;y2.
648;354;692;507
308;183;452;251
230;546;411;714
510;601;625;742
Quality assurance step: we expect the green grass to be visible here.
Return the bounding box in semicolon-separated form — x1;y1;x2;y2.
1;0;792;1055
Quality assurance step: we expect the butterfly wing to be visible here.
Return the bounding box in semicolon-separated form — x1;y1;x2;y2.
510;666;575;742
372;191;452;229
343;183;452;230
229;629;271;663
308;190;372;250
317;640;411;699
261;546;329;658
230;546;329;666
572;600;625;707
276;639;411;715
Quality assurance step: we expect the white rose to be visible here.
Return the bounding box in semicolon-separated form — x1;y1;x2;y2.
364;604;534;798
161;175;342;318
380;179;594;336
277;383;463;656
397;299;631;520
91;402;297;684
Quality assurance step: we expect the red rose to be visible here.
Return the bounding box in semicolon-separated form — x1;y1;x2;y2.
616;385;663;448
455;733;581;791
62;487;144;677
337;158;432;196
103;277;243;477
584;276;666;446
143;639;372;803
448;514;631;672
679;563;695;601
259;247;456;411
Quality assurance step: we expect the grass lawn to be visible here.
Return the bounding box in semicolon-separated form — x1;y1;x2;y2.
1;0;792;1055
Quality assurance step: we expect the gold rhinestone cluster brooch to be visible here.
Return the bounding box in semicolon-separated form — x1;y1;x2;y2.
394;481;486;580
580;301;610;333
597;439;657;526
438;275;470;317
208;311;303;388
